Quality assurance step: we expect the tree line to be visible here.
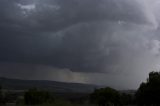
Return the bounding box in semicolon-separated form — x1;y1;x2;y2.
90;71;160;106
0;71;160;106
90;87;133;106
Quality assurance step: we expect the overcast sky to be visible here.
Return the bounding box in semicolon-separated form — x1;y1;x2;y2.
1;0;160;89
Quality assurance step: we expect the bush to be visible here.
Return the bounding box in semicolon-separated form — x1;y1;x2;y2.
24;88;54;105
90;87;120;106
0;86;5;104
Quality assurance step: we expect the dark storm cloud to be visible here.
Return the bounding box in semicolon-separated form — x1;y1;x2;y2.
0;0;155;32
0;0;159;75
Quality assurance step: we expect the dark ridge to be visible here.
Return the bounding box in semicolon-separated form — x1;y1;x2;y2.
0;77;98;93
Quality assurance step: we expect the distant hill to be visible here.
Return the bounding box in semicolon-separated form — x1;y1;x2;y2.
0;77;98;93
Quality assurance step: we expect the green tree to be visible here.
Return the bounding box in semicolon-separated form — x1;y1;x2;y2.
135;71;160;106
90;87;120;106
0;86;5;104
0;86;2;104
120;93;133;105
24;88;54;105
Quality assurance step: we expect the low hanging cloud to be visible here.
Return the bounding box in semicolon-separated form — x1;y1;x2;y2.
0;0;160;89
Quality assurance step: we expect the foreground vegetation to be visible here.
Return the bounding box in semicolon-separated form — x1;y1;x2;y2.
1;71;160;106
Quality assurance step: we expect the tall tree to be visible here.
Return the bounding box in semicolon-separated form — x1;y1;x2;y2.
135;71;160;106
0;86;2;104
0;86;5;104
90;87;120;106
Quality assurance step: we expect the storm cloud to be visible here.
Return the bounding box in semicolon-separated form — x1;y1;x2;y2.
0;0;160;89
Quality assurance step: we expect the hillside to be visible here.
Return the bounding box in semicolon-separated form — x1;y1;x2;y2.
0;77;97;93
